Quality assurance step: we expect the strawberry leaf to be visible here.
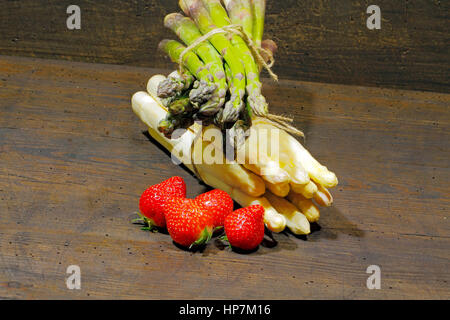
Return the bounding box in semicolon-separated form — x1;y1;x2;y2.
189;228;213;249
219;235;232;250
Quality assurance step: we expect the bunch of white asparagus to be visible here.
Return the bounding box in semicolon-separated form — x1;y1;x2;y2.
132;74;338;235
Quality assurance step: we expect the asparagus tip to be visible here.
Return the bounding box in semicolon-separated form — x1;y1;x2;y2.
189;80;217;107
168;97;191;115
157;77;184;98
164;12;185;29
158;39;171;52
220;98;244;124
158;119;175;137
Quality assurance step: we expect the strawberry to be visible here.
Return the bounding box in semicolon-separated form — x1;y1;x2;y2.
224;205;265;251
164;197;214;248
139;176;186;228
195;189;234;228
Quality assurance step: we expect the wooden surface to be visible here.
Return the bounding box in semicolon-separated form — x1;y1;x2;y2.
0;55;449;300
0;0;449;93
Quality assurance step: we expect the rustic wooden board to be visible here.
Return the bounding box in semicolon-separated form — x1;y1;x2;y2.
0;55;449;299
0;1;448;93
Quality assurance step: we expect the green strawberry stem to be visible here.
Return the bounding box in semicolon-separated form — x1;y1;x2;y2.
219;235;233;249
180;0;246;124
131;217;144;224
165;13;227;115
189;227;213;249
131;211;147;224
132;212;158;232
202;0;269;117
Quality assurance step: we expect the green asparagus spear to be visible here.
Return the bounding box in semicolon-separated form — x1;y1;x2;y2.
159;39;212;83
223;0;253;38
157;70;194;99
158;39;220;115
164;13;227;112
189;79;217;108
215;62;233;127
251;0;265;47
179;0;245;123
202;0;268;117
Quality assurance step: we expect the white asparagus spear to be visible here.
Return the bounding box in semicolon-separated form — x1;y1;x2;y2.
265;191;310;235
252;119;310;187
147;74;167;97
231;188;287;233
264;180;290;198
282;159;310;188
253;118;338;188
235;118;291;185
291;180;318;199
313;184;334;207
287;190;320;223
242;162;290;185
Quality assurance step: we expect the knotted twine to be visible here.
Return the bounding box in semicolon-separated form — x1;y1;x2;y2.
177;24;304;138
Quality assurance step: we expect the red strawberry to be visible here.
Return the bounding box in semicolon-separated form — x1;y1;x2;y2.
164;197;214;248
195;189;234;228
139;176;186;228
224;205;265;251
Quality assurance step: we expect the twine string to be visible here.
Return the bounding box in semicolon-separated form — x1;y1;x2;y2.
265;115;304;138
178;25;278;81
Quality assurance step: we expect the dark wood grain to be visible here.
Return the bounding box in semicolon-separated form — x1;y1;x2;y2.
0;1;448;93
0;55;449;299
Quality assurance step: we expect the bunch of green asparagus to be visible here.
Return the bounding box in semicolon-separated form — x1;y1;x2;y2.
157;0;277;138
